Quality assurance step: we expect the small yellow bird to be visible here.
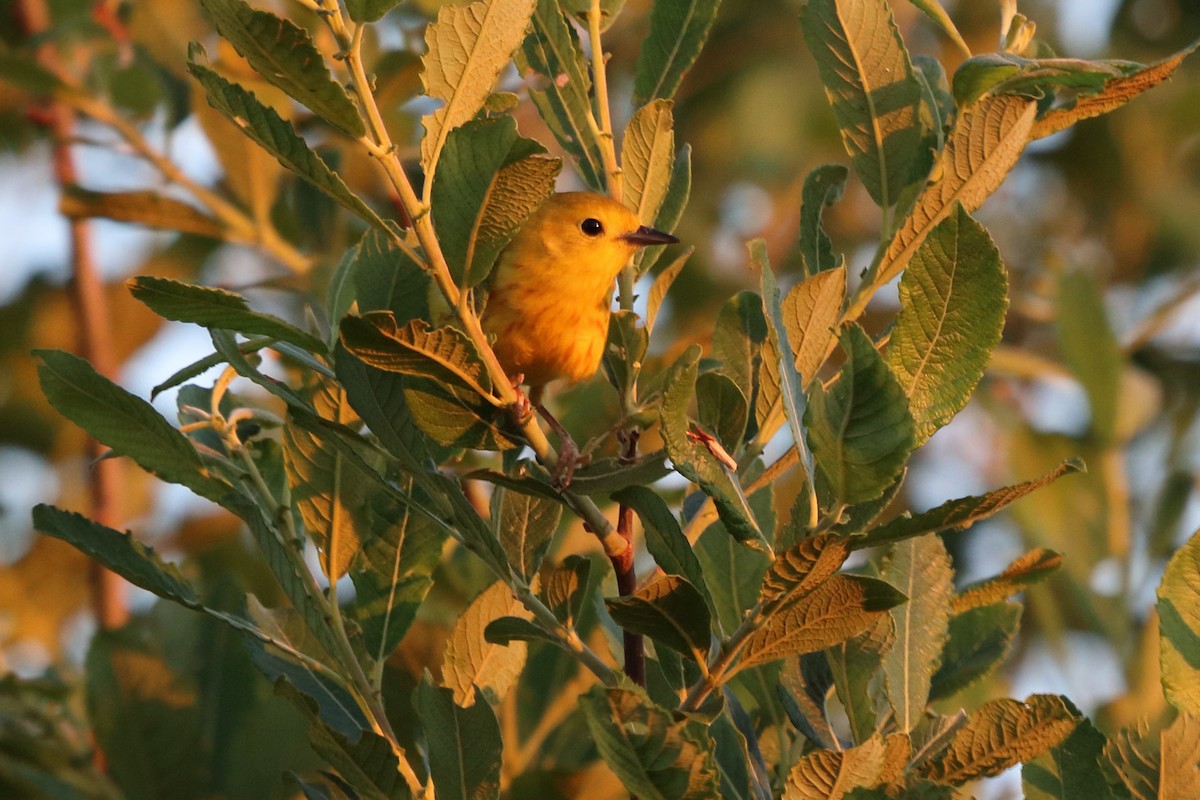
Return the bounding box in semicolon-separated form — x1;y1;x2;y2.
482;192;678;391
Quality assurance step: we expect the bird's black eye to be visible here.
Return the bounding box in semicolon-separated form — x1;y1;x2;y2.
580;218;604;237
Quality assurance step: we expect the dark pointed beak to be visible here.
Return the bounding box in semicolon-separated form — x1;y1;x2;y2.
622;225;679;246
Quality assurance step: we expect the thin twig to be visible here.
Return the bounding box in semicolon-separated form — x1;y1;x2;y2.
18;0;128;632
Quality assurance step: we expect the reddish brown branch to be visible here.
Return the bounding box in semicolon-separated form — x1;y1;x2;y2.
612;430;644;687
18;0;128;630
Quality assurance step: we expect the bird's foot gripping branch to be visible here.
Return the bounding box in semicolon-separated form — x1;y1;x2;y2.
16;0;1200;797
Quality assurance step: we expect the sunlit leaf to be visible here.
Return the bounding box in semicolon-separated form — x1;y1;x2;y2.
737;575;904;672
801;0;927;209
493;483;562;581
867;94;1036;308
781;266;845;389
421;0;537;178
623;99;675;227
1101;714;1200;800
952;548;1061;613
340;312;494;400
443;582;529;706
907;0;970;58
784;734;892;800
920;694;1079;783
1032;41;1200;139
1158;529;1200;717
540;554;591;626
645;247;693;336
855;459;1084;549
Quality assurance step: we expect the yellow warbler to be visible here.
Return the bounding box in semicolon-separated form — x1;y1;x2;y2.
482;192;677;390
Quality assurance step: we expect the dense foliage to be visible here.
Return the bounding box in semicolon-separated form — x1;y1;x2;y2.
2;0;1200;797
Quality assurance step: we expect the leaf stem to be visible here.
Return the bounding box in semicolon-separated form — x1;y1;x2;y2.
514;584;618;685
587;0;622;203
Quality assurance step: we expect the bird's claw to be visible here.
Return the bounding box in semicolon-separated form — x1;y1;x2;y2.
510;375;534;425
552;434;583;490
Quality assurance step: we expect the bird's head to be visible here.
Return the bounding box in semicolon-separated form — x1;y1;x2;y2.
517;192;679;283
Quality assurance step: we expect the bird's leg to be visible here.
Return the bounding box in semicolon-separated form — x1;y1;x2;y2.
531;386;586;489
508;374;534;425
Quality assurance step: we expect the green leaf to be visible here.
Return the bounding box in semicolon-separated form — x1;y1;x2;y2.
335;349;439;470
1022;712;1115;800
713;291;769;408
623;99;675;227
345;0;400;24
696;371;748;450
781;265;846;390
636;145;692;277
1032;41;1200;139
871;93;1036;294
920;695;1079;784
930;602;1022;701
632;0;723;106
805;325;915;505
403;380;517;452
1158;528;1200;717
129;276;327;354
695;507;771;634
197;0;364;136
1058;270;1121;445
275;682;409;800
613;486;715;617
800;0;926;209
339;312;494;400
187;59;387;231
0;49;67;97
580;686;721;799
60;187;225;238
660;346;766;549
494;483;562;581
517;0;605;189
484;616;560;646
606;575;712;663
880;534;953;732
442;582;528;706
433;117;560;288
737;575;905;672
33;505;202;608
86;632;207;800
827;614;894;745
421;0;538;178
784;734;898;800
34;349;228;502
349;482;443;666
887;205;1008;446
540;554;592;626
413;680;502;800
853;459;1084;549
797;164;848;277
350;229;432;324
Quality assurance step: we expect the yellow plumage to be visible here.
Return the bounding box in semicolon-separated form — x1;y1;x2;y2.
482;192;677;388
